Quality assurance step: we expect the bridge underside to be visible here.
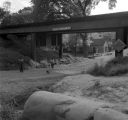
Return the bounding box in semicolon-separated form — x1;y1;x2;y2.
1;12;128;60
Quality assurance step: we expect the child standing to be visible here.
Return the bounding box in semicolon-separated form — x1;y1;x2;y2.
18;58;24;72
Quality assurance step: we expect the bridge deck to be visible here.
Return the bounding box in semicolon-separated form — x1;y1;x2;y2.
1;12;128;34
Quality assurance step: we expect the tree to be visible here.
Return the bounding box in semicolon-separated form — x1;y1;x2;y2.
31;0;117;56
18;7;33;14
0;7;6;23
1;13;25;25
31;0;117;21
1;7;33;26
51;0;117;56
31;0;51;22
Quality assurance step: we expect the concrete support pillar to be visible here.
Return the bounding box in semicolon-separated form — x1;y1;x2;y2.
46;34;52;48
123;28;128;45
115;28;127;58
56;35;58;46
58;34;62;58
31;33;36;61
0;35;6;47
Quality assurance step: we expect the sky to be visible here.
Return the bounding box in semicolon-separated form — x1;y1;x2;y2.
91;0;128;15
0;0;128;15
0;0;32;12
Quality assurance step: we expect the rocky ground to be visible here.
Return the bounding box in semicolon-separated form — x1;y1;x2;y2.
51;51;128;106
51;74;128;105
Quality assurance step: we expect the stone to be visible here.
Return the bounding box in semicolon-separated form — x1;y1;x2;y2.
114;91;126;98
40;60;49;68
106;87;113;91
22;91;112;120
118;87;124;91
29;59;40;68
94;108;128;120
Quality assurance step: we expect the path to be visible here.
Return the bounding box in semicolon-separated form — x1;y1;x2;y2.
0;68;65;81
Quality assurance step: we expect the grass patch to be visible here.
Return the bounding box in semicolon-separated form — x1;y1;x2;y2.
0;66;65;120
0;104;22;120
0;92;22;120
0;84;53;109
0;76;63;120
0;86;52;120
87;56;128;76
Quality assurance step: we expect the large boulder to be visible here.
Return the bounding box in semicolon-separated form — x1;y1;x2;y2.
22;91;113;120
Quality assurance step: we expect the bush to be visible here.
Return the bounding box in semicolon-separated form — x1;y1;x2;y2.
0;88;39;120
106;56;128;66
0;48;30;70
36;48;59;62
0;47;59;70
0;84;54;120
0;92;23;120
0;104;19;120
108;64;128;76
87;56;128;76
87;63;108;76
13;47;59;62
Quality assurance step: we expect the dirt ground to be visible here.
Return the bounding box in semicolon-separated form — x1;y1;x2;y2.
0;68;67;120
1;55;128;112
0;68;66;108
51;55;128;107
52;74;128;105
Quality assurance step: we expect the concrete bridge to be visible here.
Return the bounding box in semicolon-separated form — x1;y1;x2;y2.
1;11;128;59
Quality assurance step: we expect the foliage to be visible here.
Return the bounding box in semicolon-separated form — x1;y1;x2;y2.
1;13;24;25
18;7;33;14
87;56;128;76
107;56;128;65
0;92;22;120
0;104;20;120
36;48;59;62
0;7;6;21
87;63;106;76
1;6;33;26
1;12;33;26
68;34;78;47
0;48;30;70
0;84;54;120
31;0;117;22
